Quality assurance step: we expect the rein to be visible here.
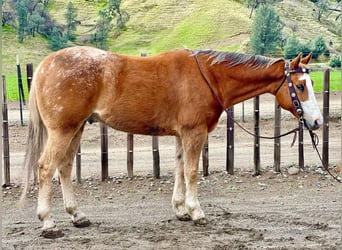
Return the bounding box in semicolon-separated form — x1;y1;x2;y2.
193;53;341;183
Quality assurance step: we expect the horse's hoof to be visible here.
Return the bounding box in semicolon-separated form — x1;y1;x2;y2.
193;217;209;226
40;229;64;239
73;218;91;228
176;214;192;221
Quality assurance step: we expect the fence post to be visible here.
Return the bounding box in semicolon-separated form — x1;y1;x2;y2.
76;146;81;183
100;123;108;181
127;133;134;178
202;136;209;176
2;76;10;186
26;63;33;92
152;136;160;178
226;107;234;174
16;55;25;125
298;122;304;168
322;69;330;167
274;100;281;172
254;96;260;175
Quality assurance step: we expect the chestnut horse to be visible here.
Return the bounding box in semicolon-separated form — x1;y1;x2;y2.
21;46;322;236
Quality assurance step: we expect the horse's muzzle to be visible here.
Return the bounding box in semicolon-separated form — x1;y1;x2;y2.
304;119;321;131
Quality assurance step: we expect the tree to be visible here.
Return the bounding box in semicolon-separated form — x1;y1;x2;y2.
329;56;341;68
15;0;55;41
64;1;78;42
313;0;341;21
48;27;67;50
16;0;29;42
313;0;329;22
310;36;328;59
91;11;113;50
284;36;301;59
108;0;129;29
245;0;282;18
249;4;283;55
284;35;328;59
27;11;45;37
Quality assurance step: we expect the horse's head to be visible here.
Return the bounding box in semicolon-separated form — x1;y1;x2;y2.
275;53;323;130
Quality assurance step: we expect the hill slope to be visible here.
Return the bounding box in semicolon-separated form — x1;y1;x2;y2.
2;0;340;74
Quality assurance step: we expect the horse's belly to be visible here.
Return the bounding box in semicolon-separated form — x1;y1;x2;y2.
94;110;177;136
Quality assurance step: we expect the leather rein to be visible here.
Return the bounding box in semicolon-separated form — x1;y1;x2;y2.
193;53;341;183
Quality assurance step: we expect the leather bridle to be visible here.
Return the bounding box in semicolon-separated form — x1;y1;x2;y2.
274;61;310;119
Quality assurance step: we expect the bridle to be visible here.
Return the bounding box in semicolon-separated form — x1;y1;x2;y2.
274;61;309;119
193;53;341;183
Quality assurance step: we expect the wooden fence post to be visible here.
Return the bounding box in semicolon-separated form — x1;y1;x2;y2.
226;107;234;174
254;96;260;175
101;123;108;181
322;69;330;167
127;133;134;178
76;146;81;183
152;136;160;178
2;76;10;186
298;121;304;168
16;56;25;125
274;100;281;172
26;63;33;92
202;136;209;176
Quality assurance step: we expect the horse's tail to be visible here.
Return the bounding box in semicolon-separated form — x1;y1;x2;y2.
19;74;47;206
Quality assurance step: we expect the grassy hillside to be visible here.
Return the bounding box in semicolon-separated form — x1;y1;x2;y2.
2;0;341;75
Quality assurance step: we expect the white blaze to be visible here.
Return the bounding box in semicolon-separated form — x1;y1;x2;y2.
300;74;323;127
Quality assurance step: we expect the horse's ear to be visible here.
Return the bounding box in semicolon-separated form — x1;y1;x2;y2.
301;53;312;65
291;53;302;68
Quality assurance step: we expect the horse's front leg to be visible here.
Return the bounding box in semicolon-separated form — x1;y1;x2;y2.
172;137;191;221
181;129;208;225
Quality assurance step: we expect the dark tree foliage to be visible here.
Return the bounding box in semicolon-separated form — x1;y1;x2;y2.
16;0;28;42
249;4;283;55
90;0;129;49
13;0;59;42
245;0;282;18
48;27;67;51
91;10;113;50
284;35;328;59
64;1;78;42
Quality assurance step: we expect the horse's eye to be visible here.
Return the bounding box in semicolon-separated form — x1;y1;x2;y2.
296;84;304;92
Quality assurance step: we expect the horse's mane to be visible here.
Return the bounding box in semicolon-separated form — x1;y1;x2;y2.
192;50;284;69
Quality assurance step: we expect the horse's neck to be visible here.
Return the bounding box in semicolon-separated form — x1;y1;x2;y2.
217;64;283;107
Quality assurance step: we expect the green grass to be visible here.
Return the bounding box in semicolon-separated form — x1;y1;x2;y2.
3;74;29;101
310;70;341;92
4;71;340;101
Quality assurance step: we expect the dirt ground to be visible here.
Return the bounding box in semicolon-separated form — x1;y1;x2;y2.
2;93;342;249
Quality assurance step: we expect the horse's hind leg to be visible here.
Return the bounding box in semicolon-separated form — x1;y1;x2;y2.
58;125;90;228
37;131;74;232
37;127;89;234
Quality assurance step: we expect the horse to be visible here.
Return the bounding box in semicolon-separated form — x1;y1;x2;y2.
20;46;323;237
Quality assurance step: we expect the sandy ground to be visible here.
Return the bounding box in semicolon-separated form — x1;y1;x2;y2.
2;93;342;249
